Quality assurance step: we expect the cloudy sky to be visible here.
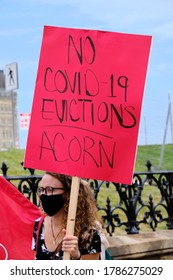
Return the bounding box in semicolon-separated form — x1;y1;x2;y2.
0;0;173;148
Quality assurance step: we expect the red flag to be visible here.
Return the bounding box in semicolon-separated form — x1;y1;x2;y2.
0;176;41;259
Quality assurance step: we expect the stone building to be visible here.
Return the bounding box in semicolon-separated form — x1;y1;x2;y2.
0;70;19;149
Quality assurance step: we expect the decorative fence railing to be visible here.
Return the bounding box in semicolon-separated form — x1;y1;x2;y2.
1;160;173;236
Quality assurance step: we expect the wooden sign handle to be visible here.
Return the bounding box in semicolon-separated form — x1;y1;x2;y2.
63;176;80;260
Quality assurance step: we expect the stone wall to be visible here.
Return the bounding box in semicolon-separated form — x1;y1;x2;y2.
107;230;173;260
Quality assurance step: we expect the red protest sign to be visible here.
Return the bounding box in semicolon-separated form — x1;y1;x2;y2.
24;26;152;184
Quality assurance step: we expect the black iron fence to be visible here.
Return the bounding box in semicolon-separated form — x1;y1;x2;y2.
1;160;173;236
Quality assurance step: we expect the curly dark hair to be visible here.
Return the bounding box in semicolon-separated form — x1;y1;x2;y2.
44;172;103;239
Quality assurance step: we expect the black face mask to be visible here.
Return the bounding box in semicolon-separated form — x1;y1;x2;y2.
40;194;64;216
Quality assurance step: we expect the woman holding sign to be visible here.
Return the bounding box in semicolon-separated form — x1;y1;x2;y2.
32;172;107;260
